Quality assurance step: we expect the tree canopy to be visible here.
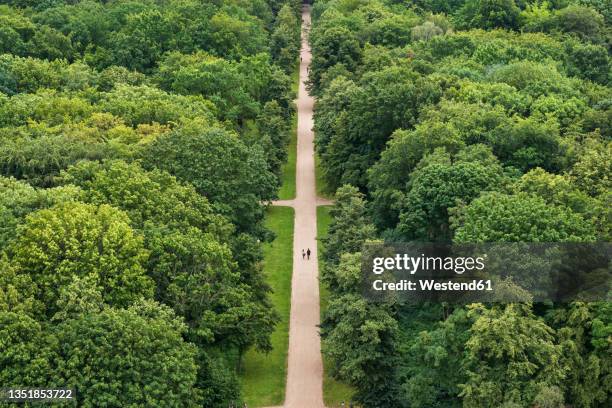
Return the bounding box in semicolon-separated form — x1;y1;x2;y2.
313;1;611;407
0;0;301;405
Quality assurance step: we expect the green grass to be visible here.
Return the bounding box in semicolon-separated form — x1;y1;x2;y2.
317;206;356;407
240;206;294;407
291;60;300;94
278;114;297;200
277;60;300;201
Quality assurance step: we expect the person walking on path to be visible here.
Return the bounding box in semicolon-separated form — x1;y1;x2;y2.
302;249;306;260
306;248;311;260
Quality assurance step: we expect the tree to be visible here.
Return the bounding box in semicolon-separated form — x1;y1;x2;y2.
270;3;300;72
97;65;145;92
411;21;444;42
0;310;57;388
101;9;182;72
452;192;597;242
254;100;291;178
570;139;611;197
321;294;400;407
513;168;594;215
457;0;521;30
58;160;230;236
318;66;441;190
0;7;34;56
366;14;415;47
322;185;376;268
141;122;277;235
309;25;362;93
322;252;364;295
552;5;605;43
460;304;564;407
0;255;41;316
59;160;276;350
368;121;466;231
52;301;202;407
9;202;153;316
550;302;612;407
313;76;360;162
401;308;473;408
519;1;553;32
396;146;503;242
565;41;610;84
29;25;74;61
98;84;216;126
205;10;268;60
488;61;577;99
0;176;82;248
196;350;242;408
488;117;563;173
237;53;294;117
155;51;258;124
145;226;277;351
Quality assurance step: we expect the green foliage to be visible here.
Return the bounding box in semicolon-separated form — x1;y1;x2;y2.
9;202;153;316
313;1;611;407
321;293;400;407
552;5;606;43
141;123;278;235
456;0;521;30
412;21;444;41
155;52;259;123
53;301;201;407
58;160;230;234
316;66;442;190
98;84;217;126
322;185;376;269
396;146;504;241
0;55;95;94
401;307;472;408
452;192;597;242
0;255;40;316
550;302;612;407
271;3;301;72
564;41;610;84
309;24;362;93
0;176;82;248
460;304;564;407
368;121;467;230
0;310;56;388
59;159;277;351
570;138;611;197
0;1;300;406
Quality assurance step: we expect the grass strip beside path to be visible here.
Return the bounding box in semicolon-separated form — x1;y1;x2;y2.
278;114;297;200
277;62;300;200
240;206;294;407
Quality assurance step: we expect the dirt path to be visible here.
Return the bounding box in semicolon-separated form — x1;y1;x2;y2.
271;5;326;408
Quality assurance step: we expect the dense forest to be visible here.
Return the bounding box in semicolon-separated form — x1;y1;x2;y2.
313;0;611;407
0;0;301;406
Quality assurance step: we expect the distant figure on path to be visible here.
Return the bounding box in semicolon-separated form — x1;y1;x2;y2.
306;248;311;260
302;249;306;260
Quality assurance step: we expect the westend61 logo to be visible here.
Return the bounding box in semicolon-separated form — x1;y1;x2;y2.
362;242;611;304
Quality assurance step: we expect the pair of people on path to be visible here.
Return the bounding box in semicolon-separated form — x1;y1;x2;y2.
302;248;311;260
